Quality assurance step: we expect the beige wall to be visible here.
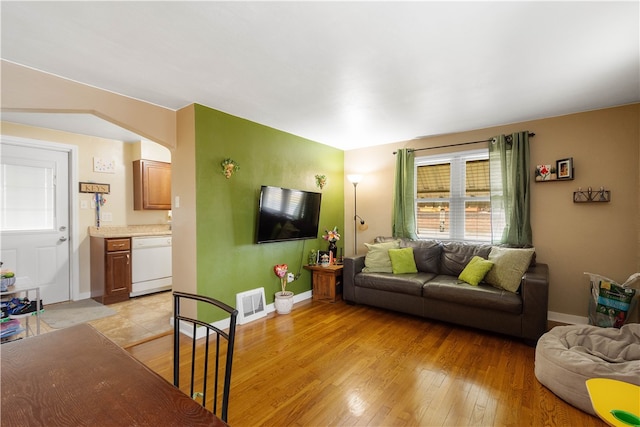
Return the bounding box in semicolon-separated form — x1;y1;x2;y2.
1;61;177;148
1;121;171;297
171;105;197;297
345;104;640;322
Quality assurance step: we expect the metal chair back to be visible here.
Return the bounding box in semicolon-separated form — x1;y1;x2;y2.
173;291;238;422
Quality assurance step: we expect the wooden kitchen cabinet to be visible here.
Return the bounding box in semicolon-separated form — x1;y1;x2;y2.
133;159;171;210
91;237;131;305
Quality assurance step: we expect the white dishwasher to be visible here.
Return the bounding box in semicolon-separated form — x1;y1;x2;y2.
131;236;172;297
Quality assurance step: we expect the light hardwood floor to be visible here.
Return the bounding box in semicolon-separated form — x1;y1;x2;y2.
39;291;173;347
127;298;606;427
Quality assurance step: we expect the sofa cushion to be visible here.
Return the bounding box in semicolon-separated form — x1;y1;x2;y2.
423;275;522;314
458;256;494;286
485;247;535;293
389;248;418;274
355;272;435;296
439;241;492;276
401;240;442;274
362;240;401;273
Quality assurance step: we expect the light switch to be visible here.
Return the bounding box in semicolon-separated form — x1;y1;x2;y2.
80;200;88;209
175;196;180;208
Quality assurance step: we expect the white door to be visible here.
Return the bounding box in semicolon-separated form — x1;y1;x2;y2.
1;141;71;304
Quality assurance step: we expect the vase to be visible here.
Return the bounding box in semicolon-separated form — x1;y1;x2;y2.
274;291;294;314
328;241;338;261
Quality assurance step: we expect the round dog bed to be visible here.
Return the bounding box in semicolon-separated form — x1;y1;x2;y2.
534;323;640;415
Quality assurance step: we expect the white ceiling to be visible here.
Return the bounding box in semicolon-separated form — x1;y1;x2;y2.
1;1;638;151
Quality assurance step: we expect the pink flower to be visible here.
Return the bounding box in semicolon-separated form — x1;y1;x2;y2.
322;227;341;242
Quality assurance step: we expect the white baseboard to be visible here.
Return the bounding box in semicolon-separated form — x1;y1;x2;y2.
548;311;588;325
76;291;91;301
176;290;314;339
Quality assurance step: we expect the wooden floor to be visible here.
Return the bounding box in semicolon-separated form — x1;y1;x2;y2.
127;299;606;427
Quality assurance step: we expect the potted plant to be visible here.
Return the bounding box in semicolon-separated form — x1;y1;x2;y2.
273;264;293;314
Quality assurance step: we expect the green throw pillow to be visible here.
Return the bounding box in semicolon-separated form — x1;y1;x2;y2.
389;247;418;274
362;240;401;273
484;247;535;293
458;256;494;286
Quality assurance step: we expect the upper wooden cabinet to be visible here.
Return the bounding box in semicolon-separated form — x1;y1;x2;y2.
133;159;171;210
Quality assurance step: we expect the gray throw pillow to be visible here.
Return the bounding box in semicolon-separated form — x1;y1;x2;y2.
401;240;442;274
439;241;492;276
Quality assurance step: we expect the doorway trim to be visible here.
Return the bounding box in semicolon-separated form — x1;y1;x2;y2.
1;135;79;301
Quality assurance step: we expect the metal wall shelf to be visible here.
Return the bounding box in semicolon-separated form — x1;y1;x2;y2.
573;188;610;203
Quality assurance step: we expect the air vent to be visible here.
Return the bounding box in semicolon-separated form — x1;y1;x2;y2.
236;288;267;325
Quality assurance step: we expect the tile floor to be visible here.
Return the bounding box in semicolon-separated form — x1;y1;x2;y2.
39;291;173;348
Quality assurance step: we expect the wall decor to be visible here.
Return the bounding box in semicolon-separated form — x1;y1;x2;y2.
79;182;110;193
556;157;574;180
315;174;327;189
93;157;115;173
535;157;574;182
574;187;610;203
535;164;553;181
221;158;239;179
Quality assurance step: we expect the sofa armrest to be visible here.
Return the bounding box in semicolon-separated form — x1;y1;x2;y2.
343;255;365;303
520;262;549;341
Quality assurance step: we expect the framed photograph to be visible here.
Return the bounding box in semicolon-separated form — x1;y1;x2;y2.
556;157;573;180
317;250;331;265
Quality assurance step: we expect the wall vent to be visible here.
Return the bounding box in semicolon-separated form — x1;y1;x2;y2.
236;287;267;325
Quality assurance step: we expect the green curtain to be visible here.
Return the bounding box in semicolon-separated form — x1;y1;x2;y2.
489;132;532;245
392;148;418;239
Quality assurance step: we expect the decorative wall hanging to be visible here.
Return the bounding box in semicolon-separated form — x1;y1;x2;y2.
315;174;327;189
535;157;574;182
93;157;115;173
79;182;110;193
574;187;610;203
556;157;574;180
221;158;239;179
535;164;554;181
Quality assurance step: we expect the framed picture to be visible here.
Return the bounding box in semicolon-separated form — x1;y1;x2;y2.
317;250;331;265
556;157;573;180
535;164;552;181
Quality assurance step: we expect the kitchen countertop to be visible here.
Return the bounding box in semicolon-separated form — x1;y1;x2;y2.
88;225;172;238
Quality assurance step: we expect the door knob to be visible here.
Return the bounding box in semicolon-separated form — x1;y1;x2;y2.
59;236;68;242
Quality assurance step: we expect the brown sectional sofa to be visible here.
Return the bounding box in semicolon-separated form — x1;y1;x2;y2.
343;238;549;344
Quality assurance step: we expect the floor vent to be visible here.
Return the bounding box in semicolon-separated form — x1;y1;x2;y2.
236;287;267;325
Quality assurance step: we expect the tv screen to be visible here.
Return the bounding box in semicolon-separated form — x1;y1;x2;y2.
256;186;322;243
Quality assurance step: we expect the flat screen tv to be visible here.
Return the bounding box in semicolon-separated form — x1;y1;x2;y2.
256;186;322;243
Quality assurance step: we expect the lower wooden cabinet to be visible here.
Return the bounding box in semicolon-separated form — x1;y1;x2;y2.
91;237;131;305
303;264;343;303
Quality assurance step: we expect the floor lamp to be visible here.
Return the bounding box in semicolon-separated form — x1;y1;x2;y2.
347;174;366;255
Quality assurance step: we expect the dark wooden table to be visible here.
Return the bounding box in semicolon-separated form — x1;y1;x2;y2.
1;323;227;426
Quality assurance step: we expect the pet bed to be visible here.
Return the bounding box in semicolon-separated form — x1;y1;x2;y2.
534;323;640;415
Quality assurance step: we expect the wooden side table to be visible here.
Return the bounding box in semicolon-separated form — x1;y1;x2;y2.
304;264;343;303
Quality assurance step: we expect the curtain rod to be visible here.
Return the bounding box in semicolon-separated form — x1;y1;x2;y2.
392;132;535;155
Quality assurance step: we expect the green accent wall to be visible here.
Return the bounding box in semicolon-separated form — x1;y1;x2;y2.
194;104;344;320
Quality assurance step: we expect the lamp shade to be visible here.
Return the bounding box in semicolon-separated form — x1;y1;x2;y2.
347;174;363;184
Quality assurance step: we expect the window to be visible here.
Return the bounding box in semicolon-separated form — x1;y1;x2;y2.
1;162;55;231
415;149;490;242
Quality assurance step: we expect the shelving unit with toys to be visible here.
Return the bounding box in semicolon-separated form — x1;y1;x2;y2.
1;275;43;343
